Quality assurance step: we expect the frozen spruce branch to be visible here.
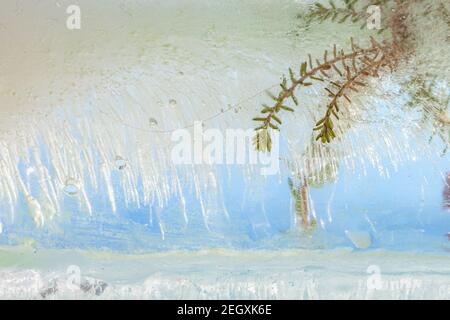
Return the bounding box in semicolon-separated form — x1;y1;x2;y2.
253;37;399;151
313;37;399;143
300;0;393;33
403;75;450;154
253;0;414;152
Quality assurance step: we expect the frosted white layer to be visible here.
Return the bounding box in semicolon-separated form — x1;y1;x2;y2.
1;246;450;299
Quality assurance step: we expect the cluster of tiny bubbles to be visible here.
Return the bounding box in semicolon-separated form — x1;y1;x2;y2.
148;117;158;128
63;178;79;196
114;156;128;170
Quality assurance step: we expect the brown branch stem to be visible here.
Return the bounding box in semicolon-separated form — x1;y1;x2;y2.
262;46;380;128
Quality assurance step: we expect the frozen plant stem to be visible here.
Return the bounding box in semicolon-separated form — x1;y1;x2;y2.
302;0;391;33
254;38;392;150
314;45;390;143
253;0;413;151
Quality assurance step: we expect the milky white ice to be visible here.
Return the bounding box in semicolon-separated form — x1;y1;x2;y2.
1;246;450;299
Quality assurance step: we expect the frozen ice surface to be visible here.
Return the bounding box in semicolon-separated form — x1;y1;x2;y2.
0;0;449;299
1;246;450;299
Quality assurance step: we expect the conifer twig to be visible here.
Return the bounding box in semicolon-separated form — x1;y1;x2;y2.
253;39;387;151
314;50;388;143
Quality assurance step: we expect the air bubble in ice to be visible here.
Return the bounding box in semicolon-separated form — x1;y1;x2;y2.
169;99;177;108
63;179;79;196
115;156;127;170
149;118;158;127
0;222;2;235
